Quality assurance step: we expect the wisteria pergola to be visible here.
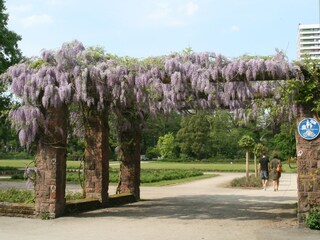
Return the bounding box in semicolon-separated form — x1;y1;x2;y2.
5;41;320;220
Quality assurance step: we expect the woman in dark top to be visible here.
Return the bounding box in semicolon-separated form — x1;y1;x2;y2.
270;154;282;191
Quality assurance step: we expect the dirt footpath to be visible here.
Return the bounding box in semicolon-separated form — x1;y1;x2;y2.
0;173;319;240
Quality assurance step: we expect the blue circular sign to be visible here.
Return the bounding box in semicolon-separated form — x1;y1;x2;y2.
298;118;320;140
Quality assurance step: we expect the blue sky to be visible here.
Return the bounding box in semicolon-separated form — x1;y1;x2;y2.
5;0;320;61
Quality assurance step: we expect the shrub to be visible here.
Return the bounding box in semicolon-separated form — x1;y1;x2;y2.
109;170;119;183
0;188;34;203
140;169;203;183
145;147;159;159
66;172;84;183
305;206;320;230
11;173;24;180
0;152;33;159
109;168;203;183
0;166;19;171
65;191;83;201
0;166;22;176
230;175;262;188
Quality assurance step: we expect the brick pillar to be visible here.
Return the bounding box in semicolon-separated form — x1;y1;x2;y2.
34;104;68;218
84;110;109;205
296;115;320;222
118;127;141;200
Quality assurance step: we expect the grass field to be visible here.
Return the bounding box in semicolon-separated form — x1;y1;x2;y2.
0;159;297;173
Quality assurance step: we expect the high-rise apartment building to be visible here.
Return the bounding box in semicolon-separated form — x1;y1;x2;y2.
297;23;320;59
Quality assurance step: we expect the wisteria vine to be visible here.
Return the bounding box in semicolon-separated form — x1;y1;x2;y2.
4;40;302;147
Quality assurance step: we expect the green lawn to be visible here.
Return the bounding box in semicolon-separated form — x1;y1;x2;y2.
0;159;33;168
141;161;297;173
0;159;297;173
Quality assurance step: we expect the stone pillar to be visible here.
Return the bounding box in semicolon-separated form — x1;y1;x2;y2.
118;128;141;200
34;104;68;218
296;115;320;222
84;110;109;205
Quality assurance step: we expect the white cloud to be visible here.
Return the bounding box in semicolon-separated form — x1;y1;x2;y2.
146;2;186;27
21;14;53;28
145;1;199;27
185;2;199;16
231;25;240;32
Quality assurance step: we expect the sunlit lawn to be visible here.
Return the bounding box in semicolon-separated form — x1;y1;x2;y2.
0;159;297;173
0;159;33;168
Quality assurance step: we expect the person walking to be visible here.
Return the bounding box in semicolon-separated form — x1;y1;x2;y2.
270;153;282;191
259;152;269;190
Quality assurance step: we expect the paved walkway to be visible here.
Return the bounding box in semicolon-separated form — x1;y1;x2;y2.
0;173;319;240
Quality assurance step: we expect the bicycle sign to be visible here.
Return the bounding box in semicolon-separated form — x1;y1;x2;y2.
298;118;320;140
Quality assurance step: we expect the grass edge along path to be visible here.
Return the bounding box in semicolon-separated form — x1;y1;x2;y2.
141;173;218;186
0;159;297;173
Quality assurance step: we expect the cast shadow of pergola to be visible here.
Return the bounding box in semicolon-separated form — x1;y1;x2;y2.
75;194;297;221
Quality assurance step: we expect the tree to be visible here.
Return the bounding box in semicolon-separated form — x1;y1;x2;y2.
285;58;320;114
142;112;181;153
0;0;22;74
270;122;296;160
253;143;267;177
0;0;22;151
238;135;255;179
157;133;176;159
208;110;243;159
176;112;212;159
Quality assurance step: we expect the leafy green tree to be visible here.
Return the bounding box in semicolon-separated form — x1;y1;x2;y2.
145;146;159;159
0;0;22;74
270;122;296;160
142;112;181;153
157;133;176;159
0;92;21;154
286;58;320;113
176;112;212;159
238;135;255;179
0;0;22;152
208;110;243;159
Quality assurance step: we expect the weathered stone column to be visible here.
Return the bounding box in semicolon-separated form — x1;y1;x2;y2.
118;127;141;200
84;109;109;205
34;104;68;218
296;115;320;222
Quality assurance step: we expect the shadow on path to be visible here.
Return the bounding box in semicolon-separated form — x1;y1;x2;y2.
77;194;297;221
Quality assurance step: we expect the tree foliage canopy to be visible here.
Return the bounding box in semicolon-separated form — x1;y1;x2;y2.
285;58;320;114
176;112;212;159
0;0;22;149
157;132;176;159
0;0;22;74
238;135;255;151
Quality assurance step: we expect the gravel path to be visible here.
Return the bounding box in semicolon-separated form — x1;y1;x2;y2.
1;172;319;240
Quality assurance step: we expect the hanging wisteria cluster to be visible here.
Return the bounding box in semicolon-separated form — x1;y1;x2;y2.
4;40;303;147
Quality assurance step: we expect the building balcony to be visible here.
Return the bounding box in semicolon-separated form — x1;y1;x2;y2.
299;36;320;40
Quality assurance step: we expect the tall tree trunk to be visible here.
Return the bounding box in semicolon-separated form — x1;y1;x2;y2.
254;154;258;178
118;126;141;200
84;109;109;205
34;104;68;218
246;151;250;180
